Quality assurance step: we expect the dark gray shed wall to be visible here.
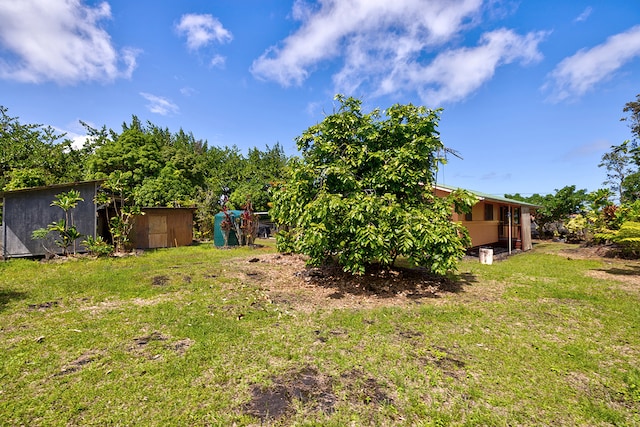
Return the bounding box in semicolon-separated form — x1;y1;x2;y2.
1;182;99;258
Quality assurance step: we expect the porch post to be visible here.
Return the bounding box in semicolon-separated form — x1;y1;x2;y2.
2;195;6;260
508;206;512;254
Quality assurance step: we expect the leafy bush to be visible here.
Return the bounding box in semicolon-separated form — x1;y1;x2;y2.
565;214;588;242
81;236;113;257
595;221;640;257
613;221;640;256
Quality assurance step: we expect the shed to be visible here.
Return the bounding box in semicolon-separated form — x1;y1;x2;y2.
1;181;101;258
131;207;195;249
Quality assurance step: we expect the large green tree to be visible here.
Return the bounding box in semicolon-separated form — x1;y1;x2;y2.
86;116;162;188
83;115;289;237
271;95;474;275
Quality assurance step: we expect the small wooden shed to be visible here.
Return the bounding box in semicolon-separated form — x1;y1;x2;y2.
131;207;195;249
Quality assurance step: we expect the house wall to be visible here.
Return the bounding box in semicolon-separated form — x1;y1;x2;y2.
460;201;500;247
436;187;534;250
1;182;98;258
131;208;194;249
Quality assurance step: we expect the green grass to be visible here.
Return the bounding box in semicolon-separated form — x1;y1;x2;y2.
1;241;639;426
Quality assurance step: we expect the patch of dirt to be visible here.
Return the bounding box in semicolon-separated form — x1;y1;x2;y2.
151;275;170;286
419;347;467;380
242;366;392;423
227;254;472;312
586;269;640;293
171;338;195;355
559;244;619;260
564;370;635;411
132;331;168;346
556;244;640;292
244;366;335;422
28;301;59;311
339;369;394;406
128;331;194;358
79;292;189;315
56;350;102;376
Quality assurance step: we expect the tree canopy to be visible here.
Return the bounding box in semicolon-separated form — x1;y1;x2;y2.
271;95;475;275
1;106;87;191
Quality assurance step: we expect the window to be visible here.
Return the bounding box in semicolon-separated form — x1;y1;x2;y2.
465;212;472;221
484;203;494;220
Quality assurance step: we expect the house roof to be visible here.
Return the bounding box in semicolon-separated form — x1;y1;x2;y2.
435;184;541;208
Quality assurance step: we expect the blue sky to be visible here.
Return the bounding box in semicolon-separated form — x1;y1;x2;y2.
1;1;639;197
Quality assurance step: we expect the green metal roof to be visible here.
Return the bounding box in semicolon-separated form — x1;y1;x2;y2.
435;184;541;208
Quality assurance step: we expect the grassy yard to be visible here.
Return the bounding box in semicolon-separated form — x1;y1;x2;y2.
1;241;639;426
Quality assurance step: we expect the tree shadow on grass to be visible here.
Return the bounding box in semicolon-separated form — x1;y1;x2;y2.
299;263;478;300
596;264;640;277
0;289;28;312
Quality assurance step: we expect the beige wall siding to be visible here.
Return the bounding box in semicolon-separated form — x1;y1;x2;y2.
433;187;534;251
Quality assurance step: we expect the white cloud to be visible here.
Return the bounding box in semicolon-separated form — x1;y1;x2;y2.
545;25;640;102
251;0;485;87
140;92;179;116
574;6;592;23
210;54;226;68
180;86;197;97
410;29;547;106
251;0;546;105
0;0;139;84
50;125;89;150
175;13;232;51
69;134;90;150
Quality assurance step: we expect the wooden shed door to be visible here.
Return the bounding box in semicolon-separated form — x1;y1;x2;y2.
148;215;168;248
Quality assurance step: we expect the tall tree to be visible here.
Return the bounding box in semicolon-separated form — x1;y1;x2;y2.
271;95;474;275
622;93;640;143
596;95;640;204
599;141;634;203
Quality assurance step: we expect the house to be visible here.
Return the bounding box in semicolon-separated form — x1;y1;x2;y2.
435;184;539;252
1;181;194;258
